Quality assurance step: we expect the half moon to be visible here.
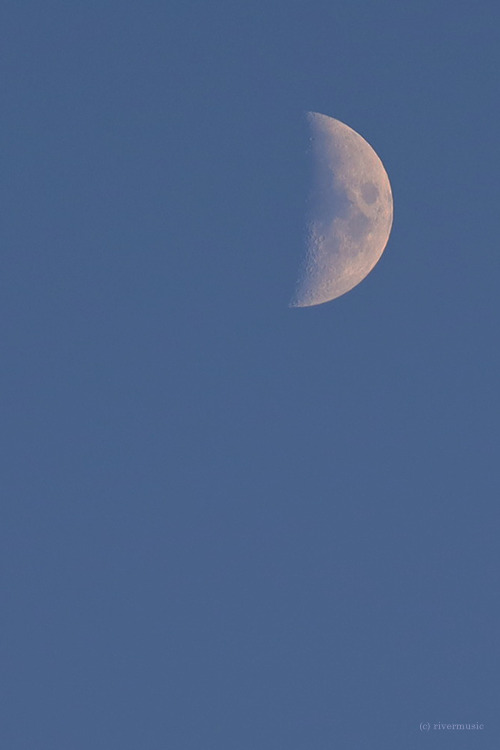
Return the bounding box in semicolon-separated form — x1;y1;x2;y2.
290;112;393;307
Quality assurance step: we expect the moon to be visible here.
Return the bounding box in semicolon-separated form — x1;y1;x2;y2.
290;112;393;307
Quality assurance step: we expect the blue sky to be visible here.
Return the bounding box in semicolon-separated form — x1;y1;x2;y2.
2;1;499;747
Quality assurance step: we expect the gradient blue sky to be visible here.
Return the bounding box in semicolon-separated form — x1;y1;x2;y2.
2;1;499;747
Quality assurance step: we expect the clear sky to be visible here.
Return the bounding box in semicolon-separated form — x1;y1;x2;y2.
2;1;499;747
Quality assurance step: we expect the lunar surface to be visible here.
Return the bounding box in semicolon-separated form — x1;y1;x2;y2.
290;112;393;307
